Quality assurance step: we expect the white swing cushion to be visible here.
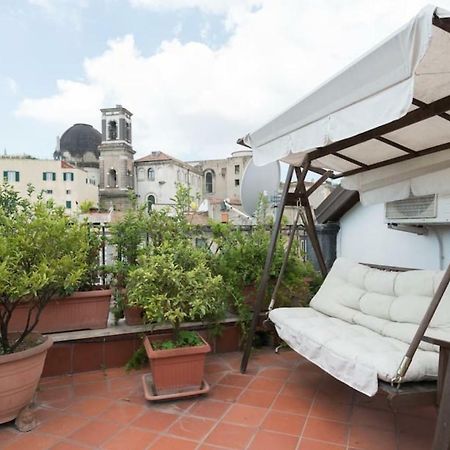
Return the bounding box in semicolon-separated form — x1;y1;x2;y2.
269;258;450;396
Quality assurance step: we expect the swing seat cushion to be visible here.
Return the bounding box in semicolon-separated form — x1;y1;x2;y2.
269;258;450;396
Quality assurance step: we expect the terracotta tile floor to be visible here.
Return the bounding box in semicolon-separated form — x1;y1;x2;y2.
0;349;438;450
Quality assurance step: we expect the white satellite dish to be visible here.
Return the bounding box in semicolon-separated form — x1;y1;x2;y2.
240;158;280;216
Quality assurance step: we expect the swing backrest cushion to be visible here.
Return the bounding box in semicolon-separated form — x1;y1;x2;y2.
310;258;450;351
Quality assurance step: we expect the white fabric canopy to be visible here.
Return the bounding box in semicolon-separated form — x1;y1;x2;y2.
241;5;450;204
342;149;450;204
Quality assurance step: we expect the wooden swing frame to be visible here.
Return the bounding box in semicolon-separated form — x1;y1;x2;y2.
238;13;450;449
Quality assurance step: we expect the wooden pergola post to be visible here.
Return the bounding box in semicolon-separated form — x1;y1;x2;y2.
240;164;330;373
240;165;294;373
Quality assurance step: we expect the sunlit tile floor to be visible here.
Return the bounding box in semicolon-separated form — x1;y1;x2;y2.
0;349;438;450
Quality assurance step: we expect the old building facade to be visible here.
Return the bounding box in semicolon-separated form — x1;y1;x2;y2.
50;105;255;218
135;151;203;212
0;156;98;213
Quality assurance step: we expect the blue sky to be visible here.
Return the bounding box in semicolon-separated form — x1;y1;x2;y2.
1;0;449;161
0;0;228;158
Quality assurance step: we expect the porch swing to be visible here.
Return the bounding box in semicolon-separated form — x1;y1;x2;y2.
237;6;450;449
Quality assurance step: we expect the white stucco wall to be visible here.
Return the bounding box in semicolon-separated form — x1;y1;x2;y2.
337;202;450;270
135;161;202;210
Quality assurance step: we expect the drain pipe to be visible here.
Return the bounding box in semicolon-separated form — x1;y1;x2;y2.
431;228;445;270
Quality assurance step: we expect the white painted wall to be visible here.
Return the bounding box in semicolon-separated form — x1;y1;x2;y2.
337;202;450;270
135;161;202;211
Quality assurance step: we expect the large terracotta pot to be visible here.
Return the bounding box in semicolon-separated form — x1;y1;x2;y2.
144;333;210;396
0;335;53;424
8;289;112;333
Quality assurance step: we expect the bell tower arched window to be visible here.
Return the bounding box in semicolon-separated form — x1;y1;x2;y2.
108;121;117;140
108;169;117;188
205;170;214;194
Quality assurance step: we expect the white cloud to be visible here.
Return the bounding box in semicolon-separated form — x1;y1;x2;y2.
16;0;450;161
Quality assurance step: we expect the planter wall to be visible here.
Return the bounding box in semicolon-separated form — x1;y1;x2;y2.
41;322;241;377
8;289;112;334
0;335;53;424
144;333;210;395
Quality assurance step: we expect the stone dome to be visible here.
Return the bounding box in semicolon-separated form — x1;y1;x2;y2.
59;123;102;158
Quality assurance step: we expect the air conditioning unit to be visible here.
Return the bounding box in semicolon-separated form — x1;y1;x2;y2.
385;194;450;224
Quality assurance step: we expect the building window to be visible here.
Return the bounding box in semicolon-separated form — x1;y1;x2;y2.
46;189;53;194
235;179;240;186
63;172;74;181
66;200;72;209
108;169;117;188
43;172;56;181
3;171;19;183
148;167;155;181
235;165;240;174
147;194;156;213
126;169;133;188
108;120;117;140
66;189;71;195
205;170;214;194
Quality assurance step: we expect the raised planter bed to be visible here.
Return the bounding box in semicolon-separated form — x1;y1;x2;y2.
41;317;242;377
8;289;112;334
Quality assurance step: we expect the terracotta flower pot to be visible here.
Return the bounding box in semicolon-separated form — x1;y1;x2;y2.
0;335;53;424
144;333;210;396
118;289;145;326
124;306;144;326
8;289;112;333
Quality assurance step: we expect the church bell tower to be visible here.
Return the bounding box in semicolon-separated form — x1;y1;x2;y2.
98;105;135;211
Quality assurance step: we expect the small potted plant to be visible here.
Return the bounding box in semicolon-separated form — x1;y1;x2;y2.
127;239;226;397
0;184;89;427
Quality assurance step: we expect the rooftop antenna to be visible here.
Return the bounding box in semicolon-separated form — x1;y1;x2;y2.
240;158;281;217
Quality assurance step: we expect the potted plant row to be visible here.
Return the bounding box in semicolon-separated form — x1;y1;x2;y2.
7;212;111;334
0;185;92;427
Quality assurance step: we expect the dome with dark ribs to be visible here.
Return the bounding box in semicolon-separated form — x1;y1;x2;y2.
59;123;101;158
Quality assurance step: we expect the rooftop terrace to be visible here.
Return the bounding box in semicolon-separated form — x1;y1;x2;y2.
0;348;436;450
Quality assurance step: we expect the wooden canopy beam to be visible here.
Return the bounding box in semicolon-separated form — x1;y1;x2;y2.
308;94;450;162
412;97;450;123
334;140;450;179
433;14;450;34
376;136;416;154
334;153;369;168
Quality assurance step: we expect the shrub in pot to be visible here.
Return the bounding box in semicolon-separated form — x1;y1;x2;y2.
210;221;322;345
8;212;111;333
127;239;226;395
110;185;198;326
0;184;89;426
